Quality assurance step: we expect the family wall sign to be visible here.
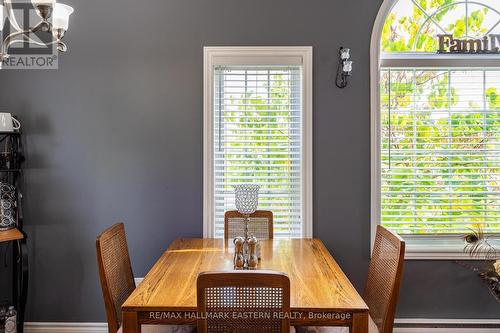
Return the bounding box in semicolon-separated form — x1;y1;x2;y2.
438;34;500;54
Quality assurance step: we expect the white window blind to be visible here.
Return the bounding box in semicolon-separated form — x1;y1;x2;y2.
380;68;500;235
213;66;303;238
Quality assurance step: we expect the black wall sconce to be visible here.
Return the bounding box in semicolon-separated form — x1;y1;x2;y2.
335;47;353;88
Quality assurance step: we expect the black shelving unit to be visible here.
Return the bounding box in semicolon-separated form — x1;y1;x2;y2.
0;128;28;333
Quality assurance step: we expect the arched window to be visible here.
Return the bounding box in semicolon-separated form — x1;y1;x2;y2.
371;0;500;257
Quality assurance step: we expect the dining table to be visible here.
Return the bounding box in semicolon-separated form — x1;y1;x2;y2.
121;238;369;332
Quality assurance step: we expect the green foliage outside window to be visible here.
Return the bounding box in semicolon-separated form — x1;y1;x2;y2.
381;0;490;52
218;69;301;236
379;0;500;234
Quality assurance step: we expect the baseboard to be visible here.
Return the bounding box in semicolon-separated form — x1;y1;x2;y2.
395;327;500;333
395;328;500;333
24;319;500;333
394;319;500;332
25;322;108;333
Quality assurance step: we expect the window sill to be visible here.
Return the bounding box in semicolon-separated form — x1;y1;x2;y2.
403;237;496;260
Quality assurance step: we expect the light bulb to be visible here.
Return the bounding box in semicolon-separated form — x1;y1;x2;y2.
52;3;73;31
343;61;353;73
340;48;350;60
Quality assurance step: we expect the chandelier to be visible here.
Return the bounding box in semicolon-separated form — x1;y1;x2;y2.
0;0;74;62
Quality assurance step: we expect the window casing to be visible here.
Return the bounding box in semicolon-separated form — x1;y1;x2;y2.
372;0;500;258
203;47;313;239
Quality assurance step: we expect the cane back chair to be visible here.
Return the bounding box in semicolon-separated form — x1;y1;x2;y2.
296;225;405;333
197;270;290;333
224;210;273;240
96;223;195;333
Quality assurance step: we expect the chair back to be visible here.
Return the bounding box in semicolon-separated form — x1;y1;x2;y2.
363;226;405;333
96;223;136;333
224;210;273;240
197;271;290;333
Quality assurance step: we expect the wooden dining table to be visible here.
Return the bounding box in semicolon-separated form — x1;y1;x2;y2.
122;238;369;332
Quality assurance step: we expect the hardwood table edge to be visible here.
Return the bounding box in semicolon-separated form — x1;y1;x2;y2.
122;306;369;312
122;306;198;312
0;228;24;243
312;239;368;302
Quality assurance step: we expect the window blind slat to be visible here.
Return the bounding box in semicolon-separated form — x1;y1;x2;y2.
381;69;500;235
213;66;303;238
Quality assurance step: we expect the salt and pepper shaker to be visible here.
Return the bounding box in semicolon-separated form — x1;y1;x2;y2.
233;235;261;270
247;236;258;269
233;237;245;269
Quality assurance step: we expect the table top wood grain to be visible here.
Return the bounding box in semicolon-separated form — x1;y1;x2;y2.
122;238;368;314
0;228;24;243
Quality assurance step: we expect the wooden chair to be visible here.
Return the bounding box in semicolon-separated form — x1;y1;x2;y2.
296;226;405;333
362;225;405;333
197;270;290;333
224;210;274;240
96;223;196;333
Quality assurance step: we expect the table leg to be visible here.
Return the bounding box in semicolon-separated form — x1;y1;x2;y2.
351;312;368;333
12;241;18;320
122;312;141;333
17;239;28;333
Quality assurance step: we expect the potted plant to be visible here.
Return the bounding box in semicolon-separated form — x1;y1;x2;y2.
461;228;500;301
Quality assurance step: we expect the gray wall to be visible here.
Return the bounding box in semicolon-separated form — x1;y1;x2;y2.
0;0;498;322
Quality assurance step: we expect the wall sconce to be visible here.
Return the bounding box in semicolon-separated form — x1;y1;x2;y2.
335;47;353;89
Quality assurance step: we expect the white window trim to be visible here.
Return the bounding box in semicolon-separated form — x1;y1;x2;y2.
203;46;313;239
370;0;500;260
381;52;500;68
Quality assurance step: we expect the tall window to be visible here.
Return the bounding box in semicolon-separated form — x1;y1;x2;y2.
204;47;313;238
373;0;500;254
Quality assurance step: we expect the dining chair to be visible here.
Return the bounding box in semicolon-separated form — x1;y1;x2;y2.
96;223;196;333
224;210;274;240
296;226;405;333
197;270;291;333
